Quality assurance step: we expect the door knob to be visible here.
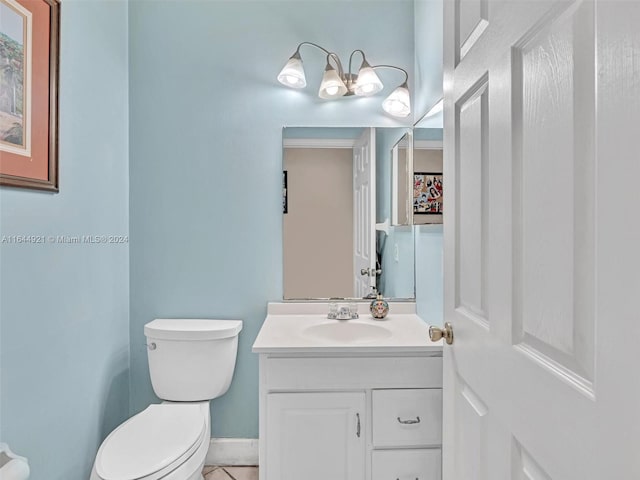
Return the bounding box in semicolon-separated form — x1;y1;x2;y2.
429;322;454;345
360;267;382;276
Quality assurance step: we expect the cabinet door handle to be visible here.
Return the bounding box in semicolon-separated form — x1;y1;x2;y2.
356;413;361;438
395;478;419;480
397;416;421;424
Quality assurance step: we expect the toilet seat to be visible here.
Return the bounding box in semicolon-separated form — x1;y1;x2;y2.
95;403;206;480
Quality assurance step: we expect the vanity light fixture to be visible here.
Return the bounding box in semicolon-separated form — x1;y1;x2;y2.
277;42;411;118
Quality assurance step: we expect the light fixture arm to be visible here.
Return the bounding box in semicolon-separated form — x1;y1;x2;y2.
295;42;345;77
326;53;345;78
371;64;409;85
294;41;332;57
348;49;367;76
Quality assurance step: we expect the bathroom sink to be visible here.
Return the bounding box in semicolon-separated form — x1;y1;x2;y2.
302;321;392;344
253;305;440;353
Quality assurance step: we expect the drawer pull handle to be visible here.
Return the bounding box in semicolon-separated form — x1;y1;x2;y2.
356;413;361;437
396;478;419;480
397;416;421;425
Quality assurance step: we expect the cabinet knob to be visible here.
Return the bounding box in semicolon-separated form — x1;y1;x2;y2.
429;322;454;345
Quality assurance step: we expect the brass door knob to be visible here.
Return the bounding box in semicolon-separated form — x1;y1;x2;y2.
429;322;454;345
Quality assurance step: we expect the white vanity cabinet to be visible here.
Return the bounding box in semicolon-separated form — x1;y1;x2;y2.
258;354;443;480
266;392;366;480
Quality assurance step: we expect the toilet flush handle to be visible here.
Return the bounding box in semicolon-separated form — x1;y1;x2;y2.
146;342;156;351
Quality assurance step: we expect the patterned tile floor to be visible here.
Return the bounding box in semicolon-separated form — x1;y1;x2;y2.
202;466;258;480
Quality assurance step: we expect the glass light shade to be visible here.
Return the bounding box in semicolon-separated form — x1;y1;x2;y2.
277;53;306;89
354;61;383;96
318;65;348;99
382;83;411;117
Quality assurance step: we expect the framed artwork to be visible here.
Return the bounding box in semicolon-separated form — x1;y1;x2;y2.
0;0;60;191
282;170;288;214
414;172;443;215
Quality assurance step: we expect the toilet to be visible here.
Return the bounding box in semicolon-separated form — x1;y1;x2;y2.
90;318;243;480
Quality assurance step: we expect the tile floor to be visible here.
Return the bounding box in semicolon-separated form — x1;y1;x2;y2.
202;466;258;480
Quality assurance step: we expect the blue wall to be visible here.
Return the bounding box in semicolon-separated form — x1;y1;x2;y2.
416;224;443;325
414;0;443;121
0;1;130;478
283;127;364;140
128;0;415;438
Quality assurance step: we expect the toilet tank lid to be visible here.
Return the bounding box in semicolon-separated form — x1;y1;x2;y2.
145;319;243;341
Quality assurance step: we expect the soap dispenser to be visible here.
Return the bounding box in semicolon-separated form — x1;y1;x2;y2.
369;294;389;319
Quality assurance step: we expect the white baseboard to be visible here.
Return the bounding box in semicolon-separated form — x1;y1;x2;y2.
205;438;259;466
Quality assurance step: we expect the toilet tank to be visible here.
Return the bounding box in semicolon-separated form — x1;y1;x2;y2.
144;319;243;402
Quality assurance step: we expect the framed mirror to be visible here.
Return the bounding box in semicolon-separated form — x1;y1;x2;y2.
282;127;415;301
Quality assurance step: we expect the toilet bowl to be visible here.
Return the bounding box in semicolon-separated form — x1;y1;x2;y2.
90;319;242;480
90;402;209;480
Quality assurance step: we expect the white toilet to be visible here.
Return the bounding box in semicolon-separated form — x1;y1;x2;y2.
90;318;243;480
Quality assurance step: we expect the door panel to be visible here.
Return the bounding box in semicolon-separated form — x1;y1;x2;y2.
511;440;553;480
454;380;489;480
512;0;596;389
353;128;376;297
456;78;489;324
443;1;640;479
457;0;489;61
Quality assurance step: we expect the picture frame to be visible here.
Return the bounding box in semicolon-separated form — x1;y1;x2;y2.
413;172;443;215
0;0;60;192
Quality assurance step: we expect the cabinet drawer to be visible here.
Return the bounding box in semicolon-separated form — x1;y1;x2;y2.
372;389;442;447
372;449;441;480
264;356;442;390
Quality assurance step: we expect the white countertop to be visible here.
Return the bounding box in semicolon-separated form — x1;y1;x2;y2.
252;302;443;354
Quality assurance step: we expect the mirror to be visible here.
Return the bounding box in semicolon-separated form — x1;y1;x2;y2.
412;128;443;225
282;127;415;301
391;132;413;226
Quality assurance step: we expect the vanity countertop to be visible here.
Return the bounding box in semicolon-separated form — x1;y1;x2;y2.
252;302;443;354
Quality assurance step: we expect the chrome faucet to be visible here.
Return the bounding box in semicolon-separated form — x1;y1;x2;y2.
328;303;359;320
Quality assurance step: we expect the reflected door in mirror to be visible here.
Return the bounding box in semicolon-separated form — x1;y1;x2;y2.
283;147;355;299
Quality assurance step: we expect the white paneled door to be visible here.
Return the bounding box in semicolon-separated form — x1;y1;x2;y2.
442;1;640;479
353;127;376;298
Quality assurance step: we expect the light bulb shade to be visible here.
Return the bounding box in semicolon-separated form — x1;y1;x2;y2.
354;61;383;96
277;52;306;89
382;83;411;117
318;64;348;99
